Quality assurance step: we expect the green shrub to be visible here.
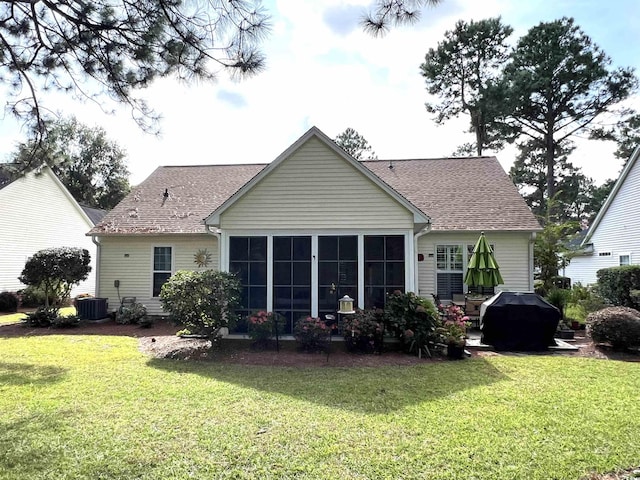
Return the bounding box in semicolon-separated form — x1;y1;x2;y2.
19;247;91;308
0;291;19;313
24;307;60;327
116;302;148;325
293;316;331;351
596;265;640;308
18;286;55;308
51;313;80;328
545;288;570;320
342;309;385;353
384;291;440;355
587;306;640;350
160;270;241;340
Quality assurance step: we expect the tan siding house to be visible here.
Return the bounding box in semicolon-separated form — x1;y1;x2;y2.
89;127;540;330
0;166;103;296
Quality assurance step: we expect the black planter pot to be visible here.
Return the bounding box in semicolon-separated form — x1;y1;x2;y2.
447;342;465;360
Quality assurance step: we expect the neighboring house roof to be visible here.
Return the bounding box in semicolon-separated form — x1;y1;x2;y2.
581;145;640;246
81;205;108;226
90;127;540;235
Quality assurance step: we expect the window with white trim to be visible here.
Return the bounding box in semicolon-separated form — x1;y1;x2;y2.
436;245;463;299
619;254;631;266
152;246;172;297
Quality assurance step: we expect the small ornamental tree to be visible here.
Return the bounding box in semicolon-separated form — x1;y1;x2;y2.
18;247;91;309
159;270;241;340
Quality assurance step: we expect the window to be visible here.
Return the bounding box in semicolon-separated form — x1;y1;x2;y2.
229;236;267;333
152;247;172;297
364;235;405;309
436;245;463;299
620;254;631;266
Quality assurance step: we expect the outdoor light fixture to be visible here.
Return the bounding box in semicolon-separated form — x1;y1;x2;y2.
337;295;355;314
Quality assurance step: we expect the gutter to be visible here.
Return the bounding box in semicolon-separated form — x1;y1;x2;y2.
413;223;432;296
91;235;101;297
529;232;536;292
205;225;222;269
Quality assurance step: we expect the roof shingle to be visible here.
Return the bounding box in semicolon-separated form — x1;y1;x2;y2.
89;156;540;235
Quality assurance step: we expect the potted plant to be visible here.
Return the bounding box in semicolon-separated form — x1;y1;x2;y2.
437;304;470;359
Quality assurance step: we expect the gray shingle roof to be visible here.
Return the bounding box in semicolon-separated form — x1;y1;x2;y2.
89;156;540;235
363;156;541;231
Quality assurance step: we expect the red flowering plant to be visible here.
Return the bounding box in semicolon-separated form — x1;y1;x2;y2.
247;310;280;345
294;316;330;351
342;309;385;353
437;304;471;347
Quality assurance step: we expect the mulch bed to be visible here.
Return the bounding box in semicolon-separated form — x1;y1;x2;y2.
1;317;639;365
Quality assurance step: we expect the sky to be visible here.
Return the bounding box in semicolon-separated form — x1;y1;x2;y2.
0;0;638;186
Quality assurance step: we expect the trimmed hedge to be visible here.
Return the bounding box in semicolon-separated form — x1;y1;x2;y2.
596;265;640;309
587;306;640;350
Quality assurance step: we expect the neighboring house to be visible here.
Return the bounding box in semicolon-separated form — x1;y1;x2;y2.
564;146;640;286
0;165;105;296
88;127;540;333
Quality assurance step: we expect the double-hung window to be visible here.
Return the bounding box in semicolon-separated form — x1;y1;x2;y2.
153;246;172;297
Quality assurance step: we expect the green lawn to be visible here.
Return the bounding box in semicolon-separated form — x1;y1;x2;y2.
1;335;639;480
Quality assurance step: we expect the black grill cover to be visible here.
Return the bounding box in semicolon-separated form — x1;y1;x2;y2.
480;292;560;351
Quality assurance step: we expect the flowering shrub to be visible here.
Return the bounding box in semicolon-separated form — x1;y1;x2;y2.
437;304;470;346
294;316;330;351
247;310;280;344
342;309;385;353
384;291;440;355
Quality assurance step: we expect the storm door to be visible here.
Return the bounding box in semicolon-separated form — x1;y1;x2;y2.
273;236;311;334
318;236;358;322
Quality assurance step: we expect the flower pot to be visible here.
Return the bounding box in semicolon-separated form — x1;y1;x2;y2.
447;342;466;360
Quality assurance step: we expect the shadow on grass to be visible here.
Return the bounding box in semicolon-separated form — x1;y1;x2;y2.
147;356;509;414
0;362;68;386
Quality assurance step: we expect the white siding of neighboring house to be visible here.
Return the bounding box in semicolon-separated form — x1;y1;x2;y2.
221;137;414;230
97;235;219;315
417;231;534;299
565;153;640;286
0;168;97;296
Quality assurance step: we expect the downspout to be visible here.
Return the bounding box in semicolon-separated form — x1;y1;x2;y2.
529;232;537;292
205;225;222;270
91;235;101;297
413;223;432;296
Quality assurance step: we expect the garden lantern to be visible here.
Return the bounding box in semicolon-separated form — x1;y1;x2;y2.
337;295;355;314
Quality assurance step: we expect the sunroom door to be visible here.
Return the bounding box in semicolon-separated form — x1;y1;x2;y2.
317;236;358;322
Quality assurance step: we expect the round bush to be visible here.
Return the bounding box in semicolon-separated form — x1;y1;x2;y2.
587;306;640;350
0;291;19;313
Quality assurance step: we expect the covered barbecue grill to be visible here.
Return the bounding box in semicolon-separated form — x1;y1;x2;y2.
480;292;560;351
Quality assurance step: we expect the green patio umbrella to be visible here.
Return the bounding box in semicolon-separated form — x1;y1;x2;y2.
464;232;504;288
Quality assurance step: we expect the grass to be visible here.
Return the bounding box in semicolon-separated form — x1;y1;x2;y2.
0;335;639;480
0;307;76;325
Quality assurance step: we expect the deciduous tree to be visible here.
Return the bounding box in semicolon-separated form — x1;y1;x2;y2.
12;117;130;210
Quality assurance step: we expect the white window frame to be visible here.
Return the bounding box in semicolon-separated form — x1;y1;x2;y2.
619;253;631;266
151;245;174;297
221;229;413;316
